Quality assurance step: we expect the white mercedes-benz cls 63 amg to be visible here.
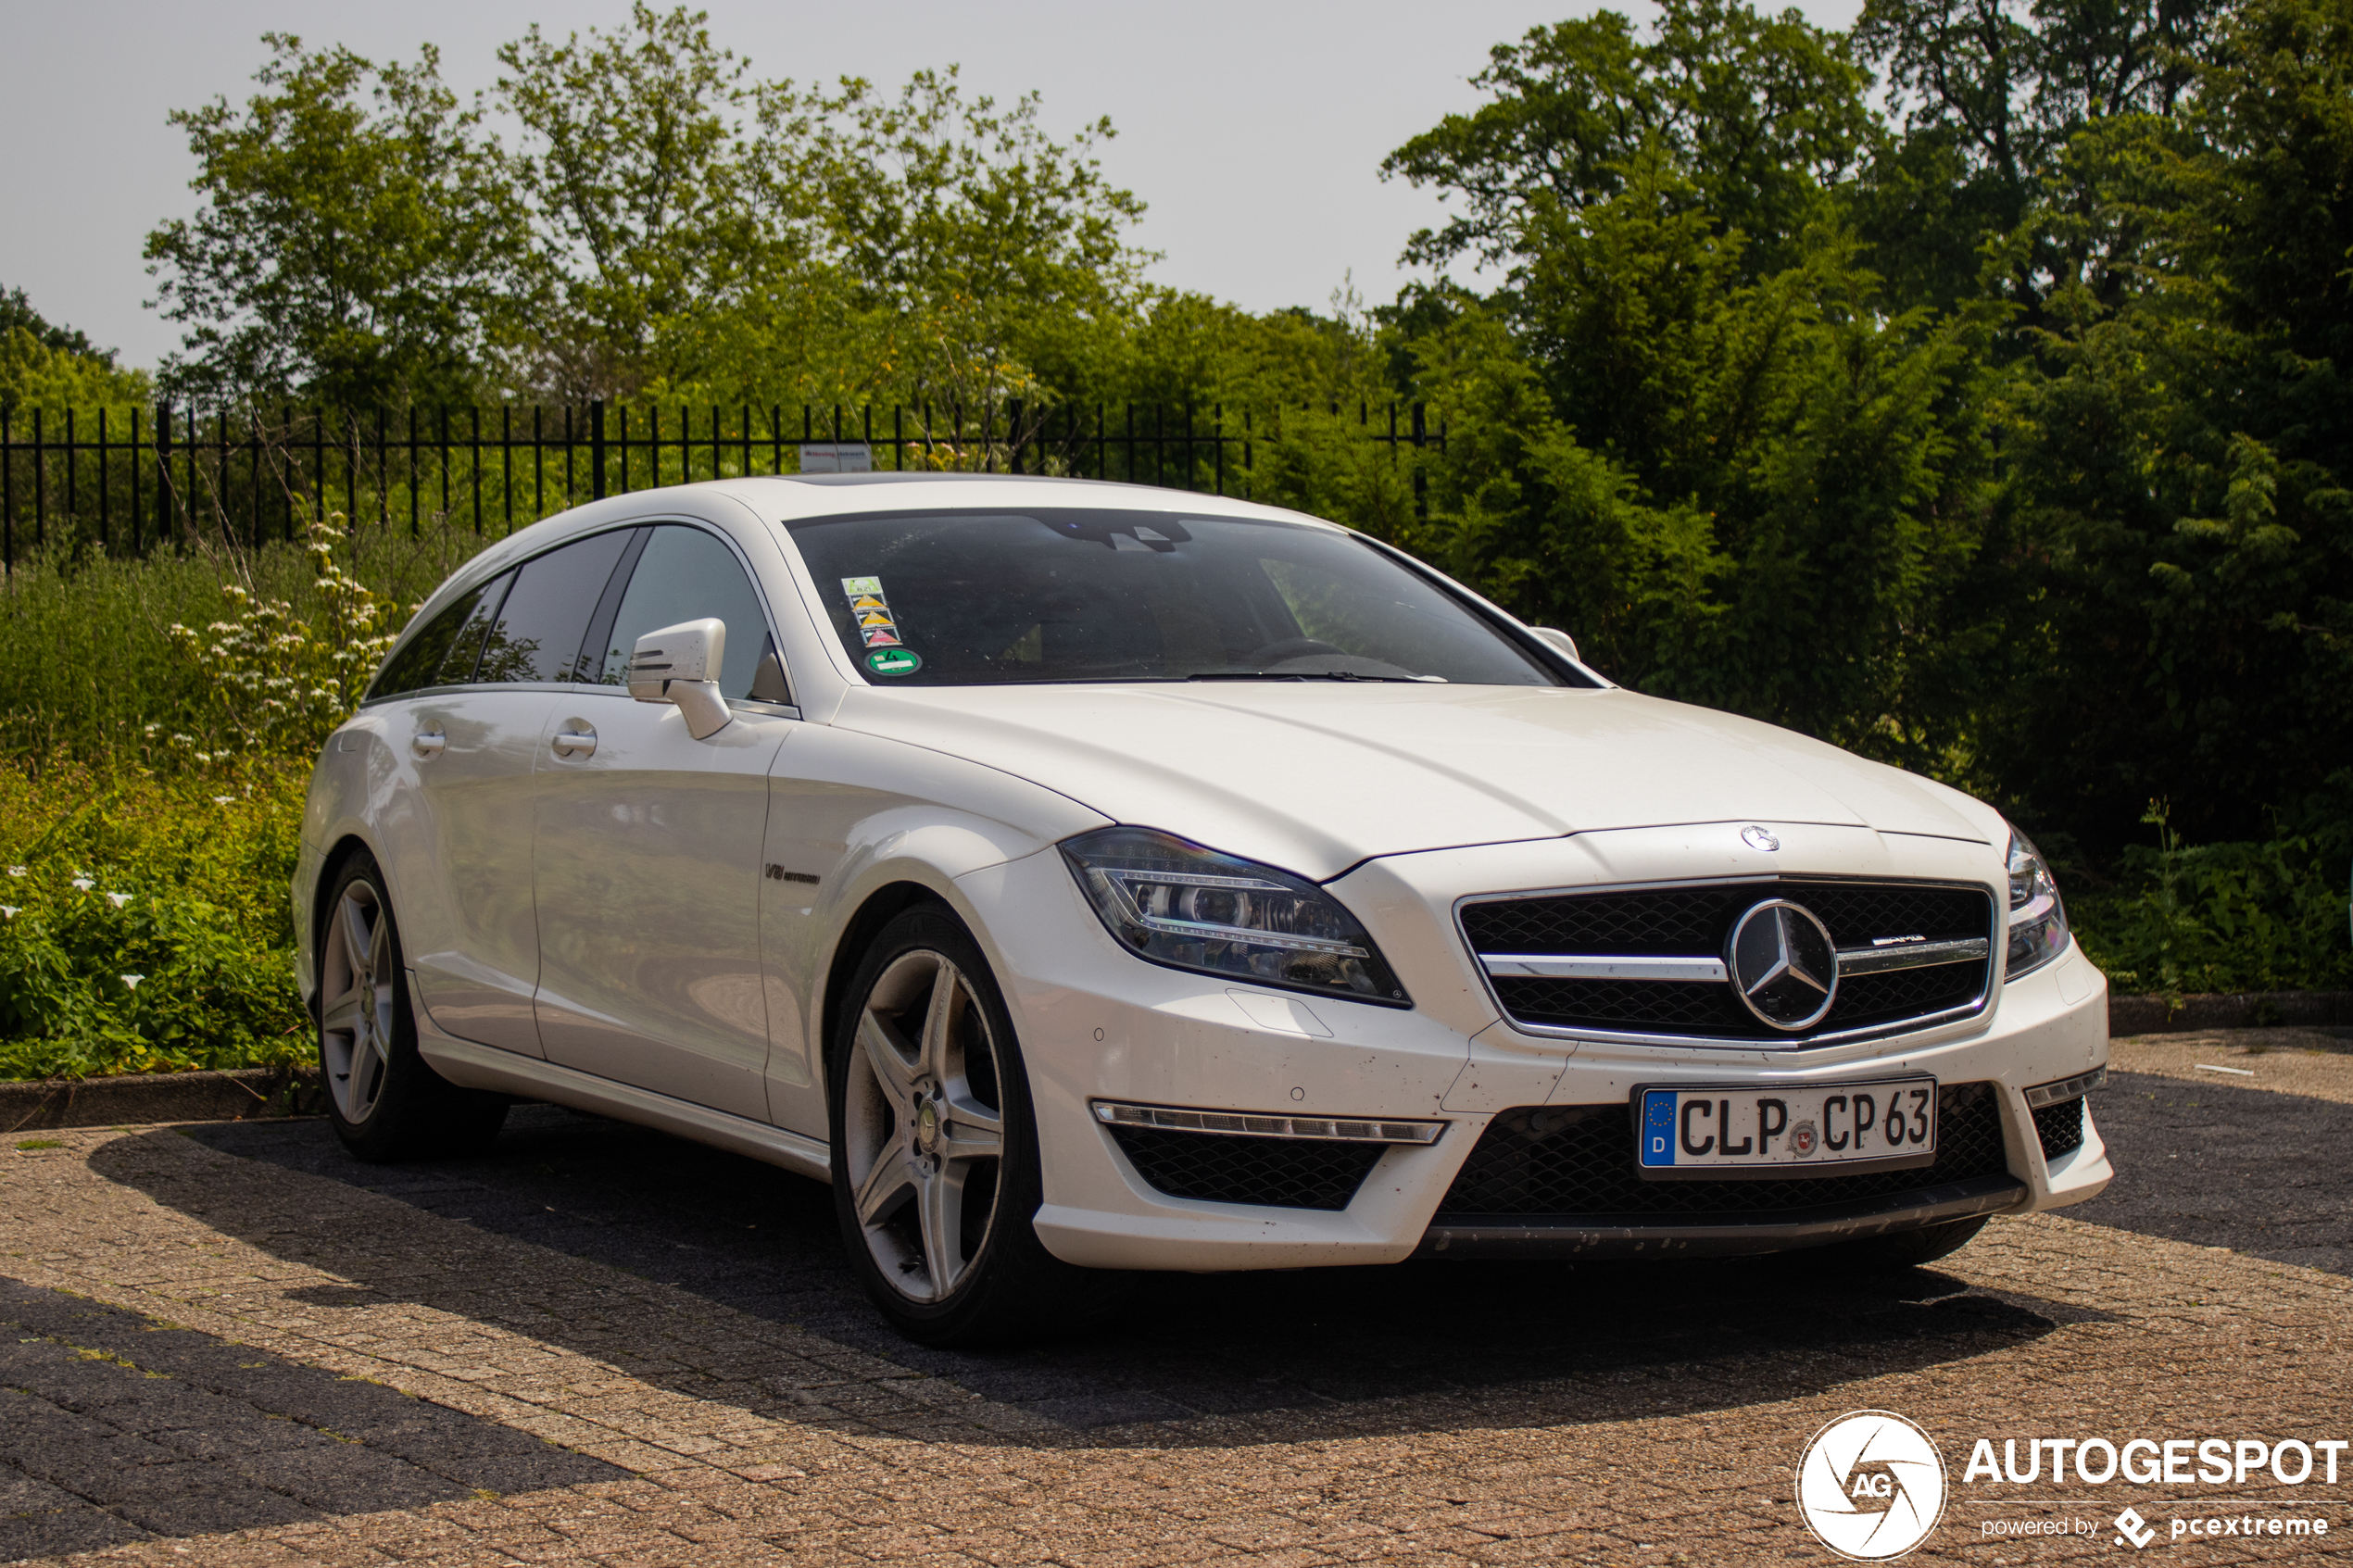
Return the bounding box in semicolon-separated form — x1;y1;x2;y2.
296;472;2112;1343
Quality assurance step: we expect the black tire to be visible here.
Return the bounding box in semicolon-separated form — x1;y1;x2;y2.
827;905;1123;1345
1820;1213;1993;1272
316;851;508;1162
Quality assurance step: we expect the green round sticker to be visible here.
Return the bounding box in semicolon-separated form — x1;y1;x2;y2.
865;647;923;677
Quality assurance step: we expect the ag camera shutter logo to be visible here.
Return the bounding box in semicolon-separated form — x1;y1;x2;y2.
1795;1410;1948;1560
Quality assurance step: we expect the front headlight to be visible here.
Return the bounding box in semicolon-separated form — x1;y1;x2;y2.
1060;827;1410;1005
2005;825;2070;980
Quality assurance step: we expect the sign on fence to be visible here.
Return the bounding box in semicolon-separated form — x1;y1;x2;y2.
797;443;872;474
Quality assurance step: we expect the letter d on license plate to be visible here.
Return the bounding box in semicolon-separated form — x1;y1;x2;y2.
1634;1076;1937;1180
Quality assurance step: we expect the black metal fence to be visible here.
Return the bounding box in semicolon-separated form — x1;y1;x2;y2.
0;399;1445;571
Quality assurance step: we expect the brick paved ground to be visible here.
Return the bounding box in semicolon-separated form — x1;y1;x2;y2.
0;1032;2346;1565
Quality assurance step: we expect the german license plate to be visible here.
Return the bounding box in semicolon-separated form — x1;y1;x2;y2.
1634;1076;1937;1178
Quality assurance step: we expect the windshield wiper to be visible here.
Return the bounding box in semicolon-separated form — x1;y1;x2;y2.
1183;671;1428;684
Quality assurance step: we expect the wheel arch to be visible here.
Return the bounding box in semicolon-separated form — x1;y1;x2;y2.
816;880;953;1084
304;833;384;1019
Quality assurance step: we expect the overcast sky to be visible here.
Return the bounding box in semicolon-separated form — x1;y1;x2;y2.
2;0;1862;370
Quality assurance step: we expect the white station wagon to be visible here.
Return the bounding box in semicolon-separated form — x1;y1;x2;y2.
297;474;2113;1343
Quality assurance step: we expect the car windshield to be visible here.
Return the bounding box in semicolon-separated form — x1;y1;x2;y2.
785;508;1569;687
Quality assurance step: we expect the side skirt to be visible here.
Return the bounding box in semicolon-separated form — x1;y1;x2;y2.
418;1015;833;1185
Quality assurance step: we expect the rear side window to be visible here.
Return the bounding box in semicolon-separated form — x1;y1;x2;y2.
595;525;783;702
474;530;636;684
368;572;510;699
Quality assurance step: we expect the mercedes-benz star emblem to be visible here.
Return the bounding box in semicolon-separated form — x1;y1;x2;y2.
1726;898;1840;1031
1741;825;1780;851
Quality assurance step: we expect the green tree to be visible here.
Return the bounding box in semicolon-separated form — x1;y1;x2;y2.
0;289;150;416
1982;0;2353;853
145;34;527;407
494;4;779;399
1850;0;2227;319
1381;0;1875;281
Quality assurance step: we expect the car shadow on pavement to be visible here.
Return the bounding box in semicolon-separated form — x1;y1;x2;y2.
2064;1071;2353;1276
94;1108;2104;1444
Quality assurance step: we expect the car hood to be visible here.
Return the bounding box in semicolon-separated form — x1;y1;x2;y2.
830;682;1994;881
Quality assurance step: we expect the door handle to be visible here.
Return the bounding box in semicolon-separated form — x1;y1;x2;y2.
552;726;598;759
412;730;446;759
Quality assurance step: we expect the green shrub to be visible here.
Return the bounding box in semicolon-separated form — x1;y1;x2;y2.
2070;810;2353;996
0;759;310;1079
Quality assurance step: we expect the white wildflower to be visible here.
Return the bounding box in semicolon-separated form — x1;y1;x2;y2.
0;907;18;919
120;974;143;989
105;893;132;909
69;878;94;892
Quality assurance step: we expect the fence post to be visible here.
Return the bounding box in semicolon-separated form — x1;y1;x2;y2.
591;400;606;500
156;401;173;548
31;408;44;548
1412;402;1428;521
2;407;12;574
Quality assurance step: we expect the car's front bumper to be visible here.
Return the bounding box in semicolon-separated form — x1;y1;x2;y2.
956;831;2112;1273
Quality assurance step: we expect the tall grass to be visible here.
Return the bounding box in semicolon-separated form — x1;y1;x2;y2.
0;517;492;762
0;514;492;1077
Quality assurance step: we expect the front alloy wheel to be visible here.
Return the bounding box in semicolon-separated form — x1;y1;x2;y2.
842;948;1007;1301
828;906;1123;1344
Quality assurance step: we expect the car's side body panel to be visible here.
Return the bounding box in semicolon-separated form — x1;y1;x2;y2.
758;724;1114;1138
532;692;794;1121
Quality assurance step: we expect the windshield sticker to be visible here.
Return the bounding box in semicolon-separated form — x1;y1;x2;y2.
841;576;905;649
865;647;922;676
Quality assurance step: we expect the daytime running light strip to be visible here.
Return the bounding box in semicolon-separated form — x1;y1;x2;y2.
1093;1101;1444;1145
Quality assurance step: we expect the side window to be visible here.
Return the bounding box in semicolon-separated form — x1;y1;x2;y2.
473;530;637;684
596;525;787;703
368;573;507;700
436;571;513;686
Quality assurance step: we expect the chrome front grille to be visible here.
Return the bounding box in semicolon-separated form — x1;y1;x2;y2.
1461;879;1995;1045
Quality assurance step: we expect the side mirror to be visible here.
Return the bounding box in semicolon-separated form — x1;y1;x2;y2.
628;619;733;740
1529;626;1581;664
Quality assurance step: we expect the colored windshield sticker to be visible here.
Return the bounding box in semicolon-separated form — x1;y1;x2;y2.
865;647;922;676
841;576;907;652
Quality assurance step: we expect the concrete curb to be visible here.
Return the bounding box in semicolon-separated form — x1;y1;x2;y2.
0;1066;325;1134
2109;990;2353;1035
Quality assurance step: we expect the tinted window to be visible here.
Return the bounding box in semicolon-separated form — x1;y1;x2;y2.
596;525;779;701
367;573;508;699
783;508;1566;687
473;530;635;684
437;571;512;685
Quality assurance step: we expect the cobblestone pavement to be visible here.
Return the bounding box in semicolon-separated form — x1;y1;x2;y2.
0;1032;2346;1565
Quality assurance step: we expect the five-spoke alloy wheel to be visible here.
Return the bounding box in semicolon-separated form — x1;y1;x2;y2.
320;876;398;1126
841;947;1008;1301
829;905;1118;1344
316;851;508;1162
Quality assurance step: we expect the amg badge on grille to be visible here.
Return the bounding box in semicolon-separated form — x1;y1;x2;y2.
1725;899;1839;1030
